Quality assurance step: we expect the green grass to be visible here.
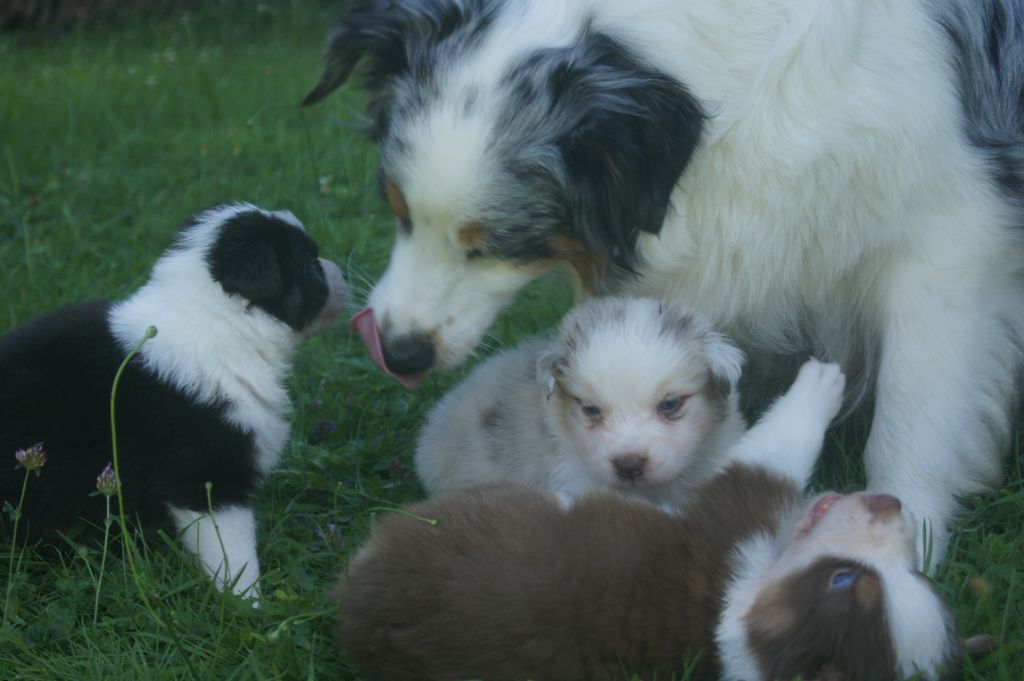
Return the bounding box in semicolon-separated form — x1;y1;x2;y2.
0;3;1021;679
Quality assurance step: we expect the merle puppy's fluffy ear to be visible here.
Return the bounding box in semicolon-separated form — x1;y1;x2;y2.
703;332;745;398
536;350;561;400
554;33;706;271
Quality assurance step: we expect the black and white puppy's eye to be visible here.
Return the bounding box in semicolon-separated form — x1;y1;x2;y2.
656;395;687;417
829;569;857;591
466;248;484;260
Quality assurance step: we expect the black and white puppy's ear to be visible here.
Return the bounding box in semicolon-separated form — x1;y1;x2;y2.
208;234;282;304
554;32;706;272
702;332;746;399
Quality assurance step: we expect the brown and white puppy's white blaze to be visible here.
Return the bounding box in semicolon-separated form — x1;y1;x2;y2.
414;297;747;508
339;360;986;680
717;490;967;680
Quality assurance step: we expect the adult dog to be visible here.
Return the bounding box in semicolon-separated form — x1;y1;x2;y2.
304;0;1024;560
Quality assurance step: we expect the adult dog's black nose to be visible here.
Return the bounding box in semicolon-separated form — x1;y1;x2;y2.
381;332;436;376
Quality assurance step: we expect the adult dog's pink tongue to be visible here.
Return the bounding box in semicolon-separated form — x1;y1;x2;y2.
351;307;424;390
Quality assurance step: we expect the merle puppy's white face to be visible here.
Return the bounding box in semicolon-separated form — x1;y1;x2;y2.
537;298;742;489
304;0;706;385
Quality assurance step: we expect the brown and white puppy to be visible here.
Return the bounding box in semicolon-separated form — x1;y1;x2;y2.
338;361;986;680
414;297;746;508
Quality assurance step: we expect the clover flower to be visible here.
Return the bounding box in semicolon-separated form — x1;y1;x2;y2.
96;462;117;497
316;523;346;554
14;442;46;473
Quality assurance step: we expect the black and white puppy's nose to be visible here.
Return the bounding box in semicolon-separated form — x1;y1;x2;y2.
381;332;436;376
612;453;647;481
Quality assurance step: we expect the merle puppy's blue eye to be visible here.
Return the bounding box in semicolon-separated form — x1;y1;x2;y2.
830;569;856;590
657;395;686;415
581;403;601;418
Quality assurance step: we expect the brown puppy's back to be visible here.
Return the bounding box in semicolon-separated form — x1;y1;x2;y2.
337;466;796;681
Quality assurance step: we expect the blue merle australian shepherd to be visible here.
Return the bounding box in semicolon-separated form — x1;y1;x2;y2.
303;0;1024;563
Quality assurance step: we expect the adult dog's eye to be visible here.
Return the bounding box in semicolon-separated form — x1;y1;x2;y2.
467;248;484;260
829;569;856;590
657;395;687;416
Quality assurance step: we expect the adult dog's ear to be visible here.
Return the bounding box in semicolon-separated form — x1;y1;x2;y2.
301;0;408;108
555;32;706;272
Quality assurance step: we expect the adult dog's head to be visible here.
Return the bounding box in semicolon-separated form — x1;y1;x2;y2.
304;0;706;386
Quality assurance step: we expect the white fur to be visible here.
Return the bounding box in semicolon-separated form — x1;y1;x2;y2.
365;0;1024;563
715;364;954;679
717;490;957;680
415;299;748;508
109;204;299;475
727;359;846;485
108;203;345;599
170;504;261;598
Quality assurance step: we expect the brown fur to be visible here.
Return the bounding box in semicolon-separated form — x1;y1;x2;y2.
384;181;410;221
746;557;898;681
336;464;797;681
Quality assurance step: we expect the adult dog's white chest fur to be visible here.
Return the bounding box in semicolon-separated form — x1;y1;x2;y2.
306;0;1024;565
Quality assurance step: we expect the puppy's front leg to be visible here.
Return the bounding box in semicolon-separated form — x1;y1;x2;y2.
169;504;261;600
726;359;845;488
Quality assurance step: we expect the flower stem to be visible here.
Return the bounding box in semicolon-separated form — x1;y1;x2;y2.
92;494;112;625
108;326;198;681
2;469;31;626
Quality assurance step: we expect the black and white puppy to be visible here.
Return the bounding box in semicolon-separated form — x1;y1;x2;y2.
338;361;989;680
306;0;1024;563
0;204;346;597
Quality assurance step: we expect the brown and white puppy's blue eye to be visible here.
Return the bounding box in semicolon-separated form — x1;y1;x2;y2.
829;568;857;591
656;394;688;419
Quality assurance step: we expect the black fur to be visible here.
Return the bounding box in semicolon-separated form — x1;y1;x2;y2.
0;302;255;539
0;209;330;542
206;210;328;331
305;3;706;273
302;0;502;139
934;0;1024;206
544;32;706;271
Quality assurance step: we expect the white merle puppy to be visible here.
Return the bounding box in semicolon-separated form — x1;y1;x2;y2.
415;297;746;508
340;361;992;681
306;0;1024;564
0;204;346;598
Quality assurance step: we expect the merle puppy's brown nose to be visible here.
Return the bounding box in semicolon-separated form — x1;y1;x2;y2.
863;493;902;519
381;332;436;376
613;454;647;481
